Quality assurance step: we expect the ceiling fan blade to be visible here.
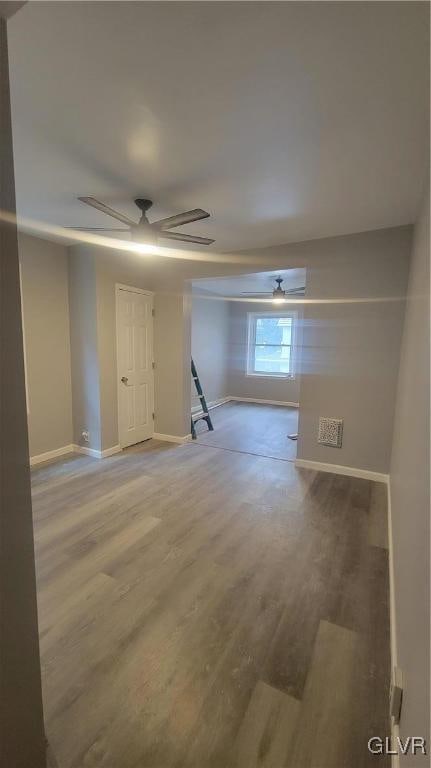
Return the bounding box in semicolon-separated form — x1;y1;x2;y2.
284;286;306;294
240;292;272;295
78;197;137;226
160;231;214;246
153;208;210;230
65;226;130;232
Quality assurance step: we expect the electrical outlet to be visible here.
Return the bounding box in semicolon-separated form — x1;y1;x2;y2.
82;430;89;443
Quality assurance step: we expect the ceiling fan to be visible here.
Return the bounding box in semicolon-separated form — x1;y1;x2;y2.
241;277;305;300
67;197;215;245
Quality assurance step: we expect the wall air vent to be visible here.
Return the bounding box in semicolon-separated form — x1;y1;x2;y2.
318;417;343;448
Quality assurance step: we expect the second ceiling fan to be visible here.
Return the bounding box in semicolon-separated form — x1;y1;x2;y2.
241;277;305;299
69;197;215;245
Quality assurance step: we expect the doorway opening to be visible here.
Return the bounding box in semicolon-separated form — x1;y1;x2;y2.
190;269;305;462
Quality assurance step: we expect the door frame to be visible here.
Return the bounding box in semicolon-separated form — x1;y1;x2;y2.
115;283;155;448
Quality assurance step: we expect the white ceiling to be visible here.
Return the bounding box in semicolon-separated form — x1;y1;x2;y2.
193;269;306;297
8;2;429;251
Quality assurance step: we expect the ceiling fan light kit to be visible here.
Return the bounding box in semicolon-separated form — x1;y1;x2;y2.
69;197;215;246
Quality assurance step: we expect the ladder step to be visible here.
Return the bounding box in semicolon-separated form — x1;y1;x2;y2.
192;412;209;421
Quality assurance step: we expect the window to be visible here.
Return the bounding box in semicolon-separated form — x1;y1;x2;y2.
247;311;297;378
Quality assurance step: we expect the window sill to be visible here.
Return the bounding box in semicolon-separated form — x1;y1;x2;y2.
246;372;296;381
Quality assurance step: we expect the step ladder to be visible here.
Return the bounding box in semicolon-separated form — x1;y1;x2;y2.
191;358;214;440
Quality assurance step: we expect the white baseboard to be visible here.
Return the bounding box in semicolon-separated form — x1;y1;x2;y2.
152;433;192;444
387;480;398;671
30;444;75;466
297;455;398;762
73;443;122;459
230;397;299;408
391;723;401;768
32;434;194;462
191;396;231;415
191;396;299;414
294;458;389;484
73;444;102;458
101;444;122;458
387;479;400;768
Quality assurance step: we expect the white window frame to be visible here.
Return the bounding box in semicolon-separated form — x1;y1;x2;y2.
246;310;298;380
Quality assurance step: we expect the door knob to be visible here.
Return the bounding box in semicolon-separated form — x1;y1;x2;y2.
121;376;129;384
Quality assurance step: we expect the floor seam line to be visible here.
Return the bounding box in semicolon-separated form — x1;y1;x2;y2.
191;441;297;463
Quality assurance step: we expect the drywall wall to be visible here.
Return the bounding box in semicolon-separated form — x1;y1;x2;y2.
191;292;229;409
19;233;73;457
68;248;101;452
389;185;429;759
137;226;411;476
294;227;411;473
228;300;302;404
17;224;410;461
0;15;45;768
203;226;411;473
68;225;410;464
154;290;192;438
72;245;191;447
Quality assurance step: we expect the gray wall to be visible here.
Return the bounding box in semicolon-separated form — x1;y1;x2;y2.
68;248;101;452
295;227;411;473
0;14;45;767
191;293;229;409
181;225;411;474
19;233;73;457
70;244;191;447
389;186;430;758
155;290;191;438
19;224;412;468
228;300;302;404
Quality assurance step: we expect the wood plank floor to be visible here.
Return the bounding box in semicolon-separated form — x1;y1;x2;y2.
194;402;299;461
31;438;390;768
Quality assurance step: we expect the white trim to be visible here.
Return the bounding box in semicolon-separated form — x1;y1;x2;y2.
387;480;398;671
294;457;399;762
152;433;192;444
191;396;231;415
116;284;154;297
387;479;400;768
390;724;401;768
18;261;30;416
231;397;299;408
30;444;75;466
294;458;389;484
101;444;122;458
296;452;399;759
73;444;102;458
30;443;123;465
73;444;122;459
246;309;298;379
246;373;296;381
115;284;155;448
192;396;299;412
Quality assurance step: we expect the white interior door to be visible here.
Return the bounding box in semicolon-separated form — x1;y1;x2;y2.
116;286;154;448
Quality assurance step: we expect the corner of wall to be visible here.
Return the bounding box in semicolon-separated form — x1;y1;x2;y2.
68;247;102;453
